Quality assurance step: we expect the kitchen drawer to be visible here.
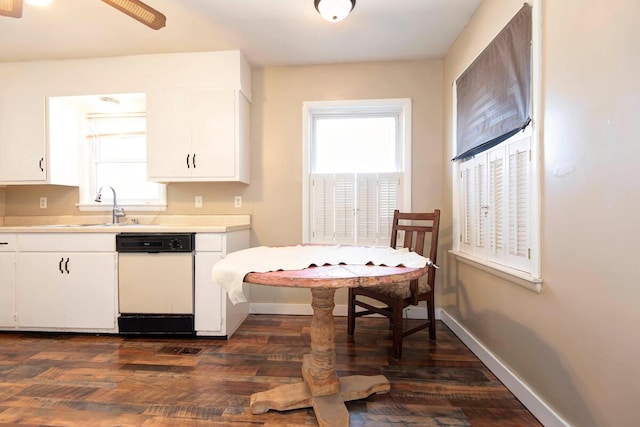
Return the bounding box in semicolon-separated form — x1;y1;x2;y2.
17;233;115;252
196;233;223;252
0;234;17;251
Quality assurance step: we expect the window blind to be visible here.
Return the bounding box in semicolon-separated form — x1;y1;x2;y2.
454;4;532;161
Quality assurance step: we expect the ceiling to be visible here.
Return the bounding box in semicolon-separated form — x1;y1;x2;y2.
0;0;481;66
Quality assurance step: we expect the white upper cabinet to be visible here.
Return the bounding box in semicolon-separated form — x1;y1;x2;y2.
0;50;251;185
0;93;78;185
147;88;250;183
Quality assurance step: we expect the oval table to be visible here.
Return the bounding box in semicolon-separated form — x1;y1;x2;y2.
245;263;428;427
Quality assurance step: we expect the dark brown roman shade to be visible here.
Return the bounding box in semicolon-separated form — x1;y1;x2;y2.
454;4;532;161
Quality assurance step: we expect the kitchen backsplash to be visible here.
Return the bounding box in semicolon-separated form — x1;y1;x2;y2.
2;182;251;218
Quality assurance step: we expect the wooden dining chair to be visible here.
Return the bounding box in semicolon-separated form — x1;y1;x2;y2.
347;209;440;359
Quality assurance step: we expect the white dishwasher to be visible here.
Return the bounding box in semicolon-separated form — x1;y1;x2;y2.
116;233;195;335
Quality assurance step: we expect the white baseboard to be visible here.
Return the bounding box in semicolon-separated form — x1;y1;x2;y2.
440;310;570;427
250;303;441;319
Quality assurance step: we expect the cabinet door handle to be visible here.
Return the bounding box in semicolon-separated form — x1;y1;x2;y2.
64;258;70;274
186;154;190;169
192;153;196;168
39;157;44;172
0;242;8;245
58;257;64;274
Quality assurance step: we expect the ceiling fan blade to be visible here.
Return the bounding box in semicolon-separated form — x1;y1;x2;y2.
0;0;23;18
101;0;166;30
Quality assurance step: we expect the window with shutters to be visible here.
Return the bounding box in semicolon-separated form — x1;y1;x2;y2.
454;128;540;286
451;2;541;289
302;99;411;245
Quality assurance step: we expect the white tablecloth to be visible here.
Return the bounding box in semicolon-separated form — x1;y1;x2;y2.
211;245;431;304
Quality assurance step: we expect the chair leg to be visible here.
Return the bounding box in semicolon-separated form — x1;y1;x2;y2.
347;288;356;336
427;291;436;340
391;301;404;359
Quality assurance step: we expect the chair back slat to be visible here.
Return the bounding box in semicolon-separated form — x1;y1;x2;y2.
389;209;441;303
390;210;440;262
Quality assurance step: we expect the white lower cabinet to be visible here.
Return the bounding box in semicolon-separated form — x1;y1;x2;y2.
195;230;250;337
0;234;17;327
17;253;116;329
15;233;117;332
2;229;249;335
0;254;16;327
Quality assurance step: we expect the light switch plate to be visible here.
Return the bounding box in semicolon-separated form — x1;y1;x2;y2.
195;196;203;208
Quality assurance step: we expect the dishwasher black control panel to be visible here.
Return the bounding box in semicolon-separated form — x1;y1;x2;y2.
116;233;195;253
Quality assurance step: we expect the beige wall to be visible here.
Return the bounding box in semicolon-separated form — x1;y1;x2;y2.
4;59;443;306
3;182;252;217
442;1;640;426
247;60;443;305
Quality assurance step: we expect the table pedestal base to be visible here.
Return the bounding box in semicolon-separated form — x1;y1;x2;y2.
250;374;390;426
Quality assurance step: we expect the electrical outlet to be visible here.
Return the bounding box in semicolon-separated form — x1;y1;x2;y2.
39;197;47;209
234;196;242;208
195;196;203;208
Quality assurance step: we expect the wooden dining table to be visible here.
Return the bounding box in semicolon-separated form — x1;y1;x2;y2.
244;262;428;427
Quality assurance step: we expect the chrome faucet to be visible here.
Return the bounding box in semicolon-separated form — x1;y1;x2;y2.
95;186;126;225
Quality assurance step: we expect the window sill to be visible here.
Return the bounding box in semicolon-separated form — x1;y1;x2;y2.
449;250;542;293
77;203;167;212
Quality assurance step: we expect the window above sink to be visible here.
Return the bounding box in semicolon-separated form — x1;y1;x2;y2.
47;93;167;212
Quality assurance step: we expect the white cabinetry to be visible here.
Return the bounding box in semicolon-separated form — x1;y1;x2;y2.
0;94;78;185
0;234;17;327
147;88;250;183
0;50;251;186
15;233;116;331
195;230;250;337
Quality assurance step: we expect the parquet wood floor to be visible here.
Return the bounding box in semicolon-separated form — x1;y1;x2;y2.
0;315;541;426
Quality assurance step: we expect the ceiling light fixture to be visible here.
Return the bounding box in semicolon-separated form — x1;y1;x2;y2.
314;0;355;23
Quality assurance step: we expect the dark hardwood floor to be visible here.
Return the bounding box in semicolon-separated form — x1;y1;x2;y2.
0;315;541;426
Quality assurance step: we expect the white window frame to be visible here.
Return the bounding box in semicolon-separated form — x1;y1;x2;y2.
451;1;542;292
302;98;412;245
74;103;166;212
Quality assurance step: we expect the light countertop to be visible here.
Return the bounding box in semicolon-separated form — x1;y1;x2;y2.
0;214;251;234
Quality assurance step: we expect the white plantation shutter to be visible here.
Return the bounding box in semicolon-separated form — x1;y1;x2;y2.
335;174;355;242
310;173;399;245
488;149;506;264
457;134;532;274
474;158;487;258
378;173;401;244
357;174;378;245
311;175;336;243
460;159;475;254
506;139;530;271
